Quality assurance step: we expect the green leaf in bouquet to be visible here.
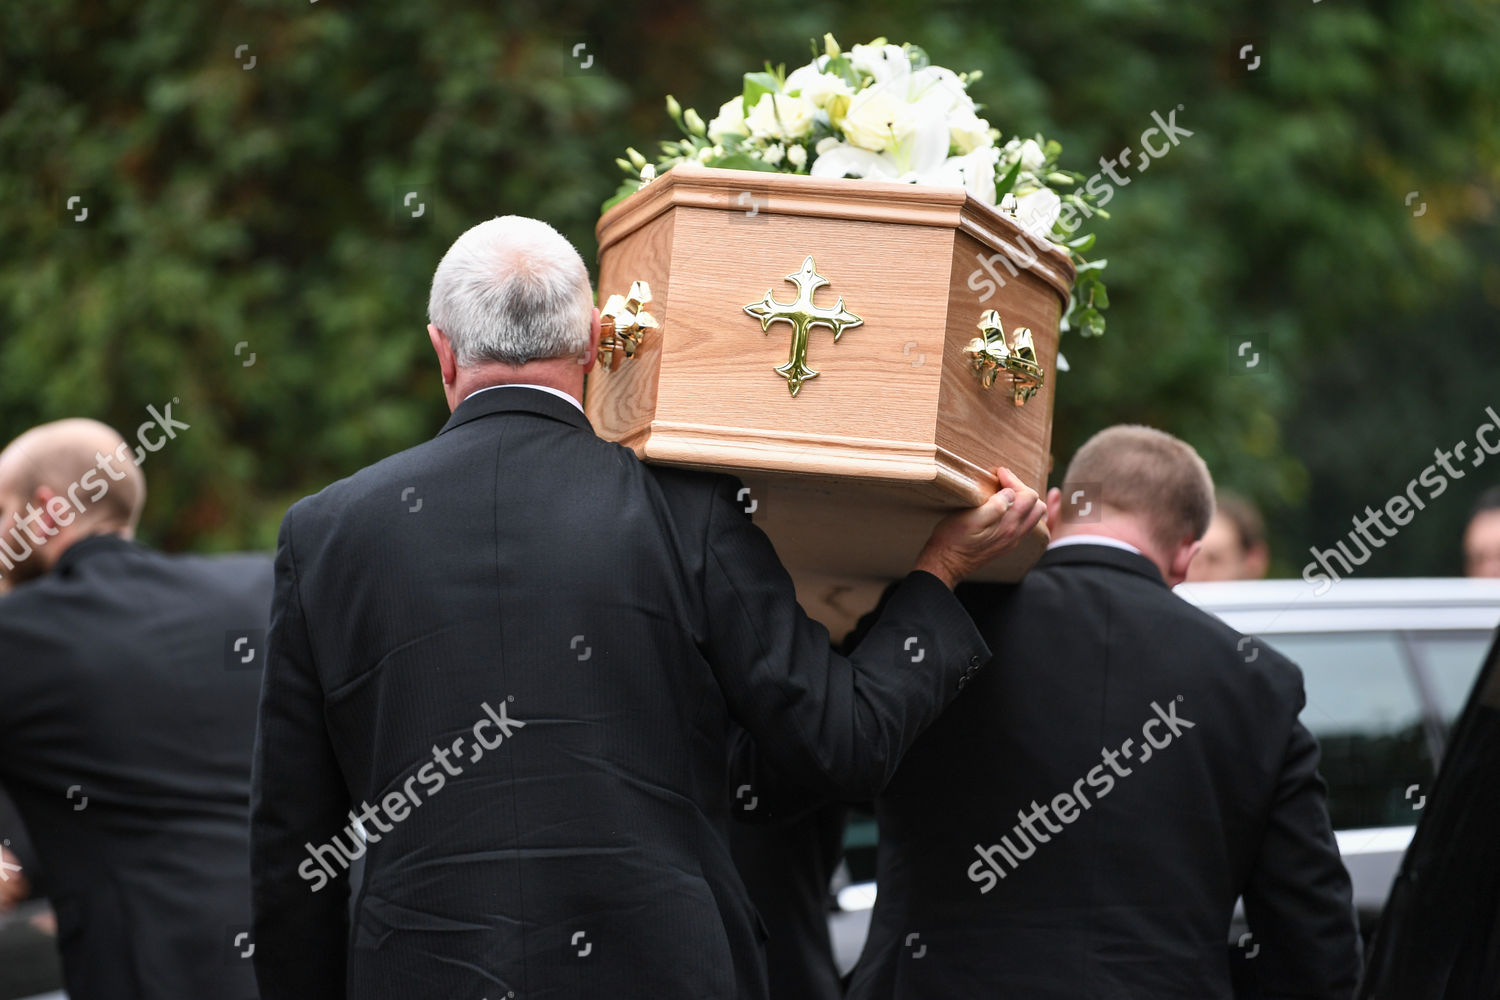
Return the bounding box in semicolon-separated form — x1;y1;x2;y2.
995;157;1022;198
824;54;861;90
1065;232;1096;253
602;179;642;213
743;70;781;111
706;151;781;173
1079;307;1105;337
1075;257;1108;273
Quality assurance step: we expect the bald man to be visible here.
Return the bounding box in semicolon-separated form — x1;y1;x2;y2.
0;419;272;1000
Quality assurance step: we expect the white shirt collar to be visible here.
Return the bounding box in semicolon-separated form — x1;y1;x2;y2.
463;383;584;414
1047;534;1144;557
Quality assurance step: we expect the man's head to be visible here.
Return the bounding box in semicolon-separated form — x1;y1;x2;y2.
426;216;598;411
1185;490;1270;582
1046;424;1215;587
0;419;146;587
1464;487;1500;578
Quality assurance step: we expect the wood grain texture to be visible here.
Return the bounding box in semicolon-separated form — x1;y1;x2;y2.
586;165;1071;621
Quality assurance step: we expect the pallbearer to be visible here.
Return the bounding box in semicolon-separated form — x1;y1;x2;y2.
249;216;1044;1000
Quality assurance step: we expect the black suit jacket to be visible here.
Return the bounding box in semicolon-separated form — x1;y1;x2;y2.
250;386;989;1000
846;544;1361;1000
729;802;848;1000
0;535;272;1000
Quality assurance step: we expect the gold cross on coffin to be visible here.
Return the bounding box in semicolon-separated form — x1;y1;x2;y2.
743;255;864;397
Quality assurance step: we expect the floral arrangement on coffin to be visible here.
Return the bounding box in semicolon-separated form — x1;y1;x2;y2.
607;34;1109;338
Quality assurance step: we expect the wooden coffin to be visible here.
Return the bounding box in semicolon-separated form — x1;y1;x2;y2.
587;163;1074;634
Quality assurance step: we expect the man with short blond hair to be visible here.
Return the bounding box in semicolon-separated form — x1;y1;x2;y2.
848;424;1360;1000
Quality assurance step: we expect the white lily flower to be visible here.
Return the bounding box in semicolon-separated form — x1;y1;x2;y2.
810;142;904;181
1004;137;1047;173
745;92;816;141
840;88;917;152
1014;187;1062;239
812;112;951;184
785;64;854;110
948;109;993;155
707;97;747;143
931;146;1001;204
848;42;910;85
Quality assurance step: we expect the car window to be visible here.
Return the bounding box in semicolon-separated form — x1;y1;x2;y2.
1258;631;1434;831
1407;632;1494;726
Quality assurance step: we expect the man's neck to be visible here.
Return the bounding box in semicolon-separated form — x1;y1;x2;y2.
1052;521;1170;579
448;360;585;413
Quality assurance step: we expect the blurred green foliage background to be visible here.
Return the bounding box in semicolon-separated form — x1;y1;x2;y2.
2;0;1497;576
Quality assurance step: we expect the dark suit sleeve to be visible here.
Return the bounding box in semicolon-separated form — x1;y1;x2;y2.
702;476;989;802
250;508;351;999
1240;680;1363;999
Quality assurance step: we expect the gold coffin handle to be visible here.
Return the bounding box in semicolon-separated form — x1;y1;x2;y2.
598;280;658;372
962;309;1045;406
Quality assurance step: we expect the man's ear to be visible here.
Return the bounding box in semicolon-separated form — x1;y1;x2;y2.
427;324;458;384
1045;487;1064;535
1168;538;1203;586
34;486;62;534
428;325;459;409
582;308;601;374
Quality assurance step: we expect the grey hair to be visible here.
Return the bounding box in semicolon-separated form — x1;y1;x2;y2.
427;216;594;366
